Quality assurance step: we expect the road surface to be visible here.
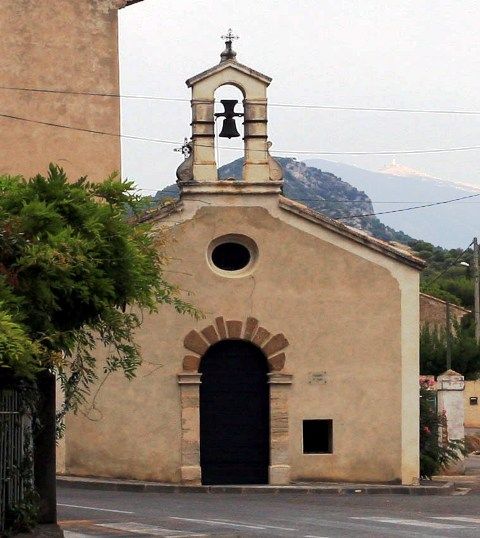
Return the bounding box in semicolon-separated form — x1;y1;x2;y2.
58;484;480;538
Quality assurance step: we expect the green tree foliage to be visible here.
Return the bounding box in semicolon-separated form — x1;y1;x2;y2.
0;165;199;410
0;307;40;380
408;238;474;308
420;317;480;379
408;240;472;276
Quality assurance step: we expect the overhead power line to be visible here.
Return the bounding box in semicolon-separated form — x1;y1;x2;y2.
139;189;480;220
0;85;189;102
424;242;474;285
3;85;480;116
137;186;480;203
0;111;180;145
2;111;480;156
273;145;480;156
336;191;480;221
270;103;480;115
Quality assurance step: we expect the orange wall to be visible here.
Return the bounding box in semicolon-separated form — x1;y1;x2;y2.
0;0;124;181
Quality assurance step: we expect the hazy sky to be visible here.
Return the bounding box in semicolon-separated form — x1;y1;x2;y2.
119;0;480;193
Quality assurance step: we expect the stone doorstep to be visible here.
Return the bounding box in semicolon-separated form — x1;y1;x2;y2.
57;475;454;496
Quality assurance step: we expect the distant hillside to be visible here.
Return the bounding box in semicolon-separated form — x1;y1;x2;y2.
155;157;412;244
306;158;479;249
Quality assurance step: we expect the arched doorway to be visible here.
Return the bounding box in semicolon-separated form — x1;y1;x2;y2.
199;340;269;485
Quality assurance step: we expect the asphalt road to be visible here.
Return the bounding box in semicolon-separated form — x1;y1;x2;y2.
58;485;480;538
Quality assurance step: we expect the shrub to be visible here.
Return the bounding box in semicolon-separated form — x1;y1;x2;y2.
420;382;467;478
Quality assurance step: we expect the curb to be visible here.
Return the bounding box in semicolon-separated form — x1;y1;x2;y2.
57;475;455;496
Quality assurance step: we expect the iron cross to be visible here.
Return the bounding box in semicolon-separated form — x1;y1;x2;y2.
221;28;239;44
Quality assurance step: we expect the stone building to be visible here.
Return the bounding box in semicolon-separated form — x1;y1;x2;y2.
62;38;425;486
420;293;470;332
0;0;141;180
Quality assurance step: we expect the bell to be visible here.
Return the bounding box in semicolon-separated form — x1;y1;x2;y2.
216;99;242;139
219;117;240;138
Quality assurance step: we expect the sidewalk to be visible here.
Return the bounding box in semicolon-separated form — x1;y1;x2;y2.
57;475;454;495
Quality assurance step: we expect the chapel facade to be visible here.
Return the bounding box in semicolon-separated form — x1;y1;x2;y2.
62;36;425;486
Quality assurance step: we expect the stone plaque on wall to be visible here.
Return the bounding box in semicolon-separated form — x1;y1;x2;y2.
308;371;327;385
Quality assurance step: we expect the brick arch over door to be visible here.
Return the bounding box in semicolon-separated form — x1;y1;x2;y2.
181;316;289;373
177;316;292;486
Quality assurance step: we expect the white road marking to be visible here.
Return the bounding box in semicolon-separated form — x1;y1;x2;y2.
433;516;480;524
58;503;134;514
213;517;297;530
351;516;475;529
304;535;330;538
170;516;265;530
97;522;206;536
63;532;92;538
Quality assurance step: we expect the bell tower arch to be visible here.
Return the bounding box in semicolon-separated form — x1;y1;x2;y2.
176;30;283;189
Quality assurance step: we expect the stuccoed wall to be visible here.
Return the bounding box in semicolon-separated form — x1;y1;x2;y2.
465;380;480;429
0;0;123;181
65;196;420;485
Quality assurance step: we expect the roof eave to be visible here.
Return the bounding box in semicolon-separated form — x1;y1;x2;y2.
420;292;471;313
129;200;183;225
278;196;426;271
186;60;272;87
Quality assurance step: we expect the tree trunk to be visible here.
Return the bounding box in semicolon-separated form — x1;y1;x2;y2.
34;370;57;523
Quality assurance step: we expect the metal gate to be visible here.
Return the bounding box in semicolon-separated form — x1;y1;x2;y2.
0;389;25;533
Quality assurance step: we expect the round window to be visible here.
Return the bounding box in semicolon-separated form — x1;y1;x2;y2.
211;242;251;271
208;234;258;277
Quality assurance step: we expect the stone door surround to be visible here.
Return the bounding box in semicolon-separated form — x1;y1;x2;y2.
177;316;292;485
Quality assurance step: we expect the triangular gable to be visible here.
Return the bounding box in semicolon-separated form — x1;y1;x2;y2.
278;196;426;270
186;59;272;87
137;196;425;270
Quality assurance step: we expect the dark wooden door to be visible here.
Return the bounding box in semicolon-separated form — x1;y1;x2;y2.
199;340;269;485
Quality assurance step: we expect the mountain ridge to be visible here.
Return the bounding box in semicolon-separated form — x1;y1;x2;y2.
378;160;480;192
154;157;412;244
306;158;480;248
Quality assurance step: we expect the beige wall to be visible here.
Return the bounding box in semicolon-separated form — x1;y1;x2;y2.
465;380;480;428
0;0;124;181
65;195;420;484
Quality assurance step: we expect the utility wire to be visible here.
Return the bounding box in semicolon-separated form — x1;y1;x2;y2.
2;111;480;156
0;111;180;145
336;192;480;220
139;190;480;221
3;112;480;215
0;85;189;102
424;242;474;285
3;85;480;116
137;186;480;203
